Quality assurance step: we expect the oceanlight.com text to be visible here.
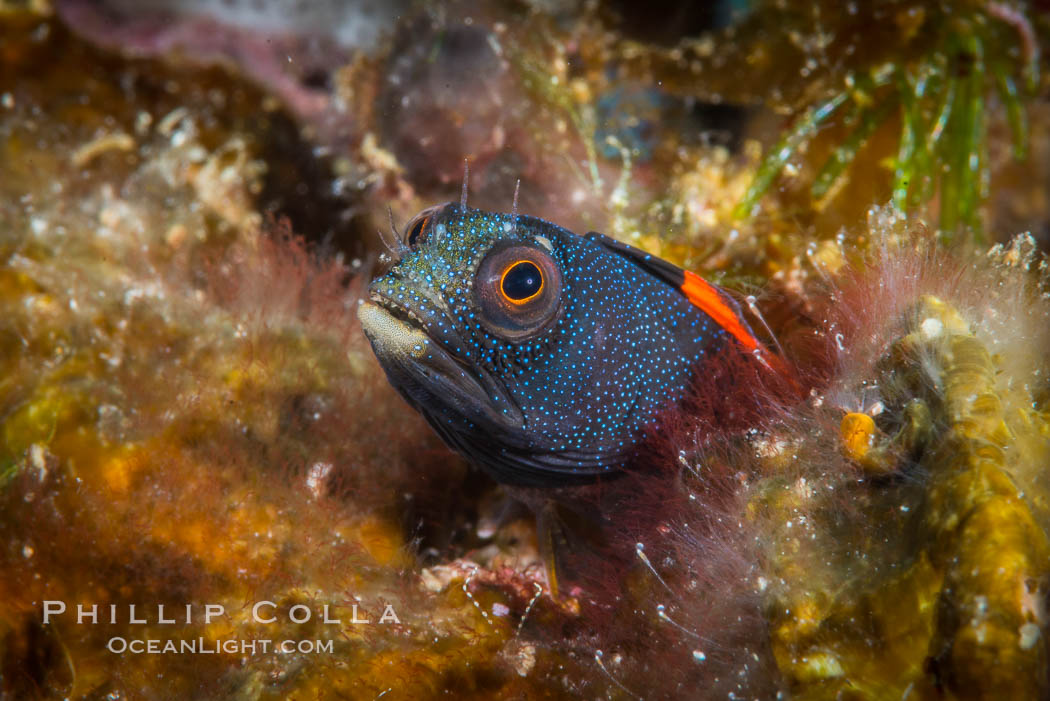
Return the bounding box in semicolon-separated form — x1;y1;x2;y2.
106;637;335;655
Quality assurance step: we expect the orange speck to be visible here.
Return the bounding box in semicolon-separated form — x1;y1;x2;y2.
841;412;876;461
100;446;144;494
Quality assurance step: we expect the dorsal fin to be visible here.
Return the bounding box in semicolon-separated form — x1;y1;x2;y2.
584;231;761;352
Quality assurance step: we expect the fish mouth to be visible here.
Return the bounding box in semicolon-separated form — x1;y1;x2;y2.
357;298;524;432
362;291;427;335
357;296;430;359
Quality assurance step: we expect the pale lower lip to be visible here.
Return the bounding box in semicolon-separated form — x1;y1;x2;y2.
356;301;430;359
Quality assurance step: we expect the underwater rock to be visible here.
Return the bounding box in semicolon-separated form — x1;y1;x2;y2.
1;2;1049;700
755;219;1050;699
0;12;571;699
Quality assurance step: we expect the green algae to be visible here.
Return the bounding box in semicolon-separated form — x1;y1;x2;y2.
612;1;1046;247
734;4;1041;242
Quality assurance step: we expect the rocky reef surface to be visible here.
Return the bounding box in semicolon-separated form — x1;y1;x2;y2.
2;1;1049;699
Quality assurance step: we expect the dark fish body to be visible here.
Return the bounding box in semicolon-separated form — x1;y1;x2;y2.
358;203;761;487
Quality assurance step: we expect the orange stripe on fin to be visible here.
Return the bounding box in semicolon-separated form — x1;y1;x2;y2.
680;271;760;352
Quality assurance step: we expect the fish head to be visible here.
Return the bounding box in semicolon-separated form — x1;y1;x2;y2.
358;202;727;486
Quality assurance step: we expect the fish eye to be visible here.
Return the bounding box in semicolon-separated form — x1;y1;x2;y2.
500;261;543;302
406;216;430;247
475;244;562;341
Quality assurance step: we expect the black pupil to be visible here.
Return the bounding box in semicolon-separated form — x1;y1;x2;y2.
502;261;543;300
